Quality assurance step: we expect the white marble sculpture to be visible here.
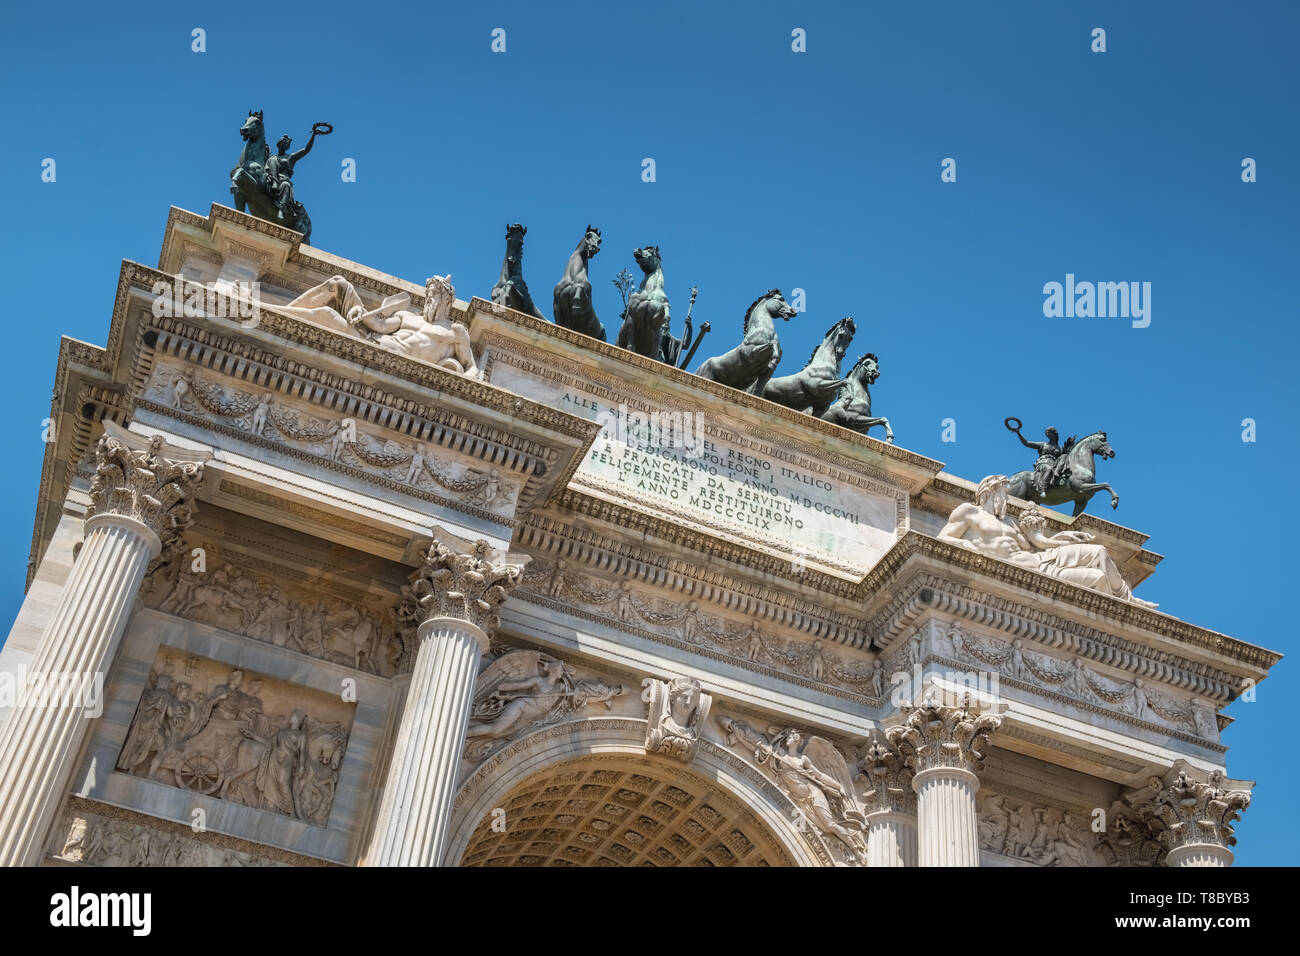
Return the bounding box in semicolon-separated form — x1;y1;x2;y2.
938;475;1156;608
280;274;479;376
642;676;712;763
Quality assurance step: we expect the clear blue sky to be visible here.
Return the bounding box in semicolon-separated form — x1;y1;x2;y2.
1;1;1295;863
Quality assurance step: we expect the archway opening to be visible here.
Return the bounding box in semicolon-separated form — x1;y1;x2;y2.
459;754;792;866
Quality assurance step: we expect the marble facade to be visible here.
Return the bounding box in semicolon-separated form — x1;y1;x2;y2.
0;204;1278;867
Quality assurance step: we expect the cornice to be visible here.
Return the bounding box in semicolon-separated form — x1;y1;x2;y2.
120;262;599;449
864;533;1278;684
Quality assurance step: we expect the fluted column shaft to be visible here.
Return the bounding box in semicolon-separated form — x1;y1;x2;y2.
0;428;203;866
0;513;161;865
913;766;981;867
364;532;526;867
866;810;918;867
365;618;487;866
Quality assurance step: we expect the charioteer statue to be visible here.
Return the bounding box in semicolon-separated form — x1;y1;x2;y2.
1010;420;1071;497
1003;417;1120;516
229;110;332;244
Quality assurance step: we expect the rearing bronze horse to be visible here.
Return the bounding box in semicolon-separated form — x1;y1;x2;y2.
491;223;546;319
695;289;796;394
762;317;856;416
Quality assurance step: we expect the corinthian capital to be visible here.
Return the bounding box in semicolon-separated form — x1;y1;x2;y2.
1133;762;1253;854
396;531;528;645
857;737;916;815
87;423;207;553
889;693;1001;776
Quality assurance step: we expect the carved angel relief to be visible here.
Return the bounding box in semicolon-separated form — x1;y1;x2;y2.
461;649;625;765
641;677;712;763
718;716;868;864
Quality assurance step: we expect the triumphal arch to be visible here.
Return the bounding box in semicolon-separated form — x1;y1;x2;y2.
0;204;1278;867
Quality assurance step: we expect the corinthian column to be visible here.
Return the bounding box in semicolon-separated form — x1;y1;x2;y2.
890;694;1000;867
1139;763;1252;867
364;533;526;867
0;426;205;865
859;738;917;867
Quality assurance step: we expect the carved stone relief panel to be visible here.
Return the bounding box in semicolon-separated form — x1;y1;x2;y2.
142;361;519;520
140;540;403;677
116;649;354;827
462;647;626;769
52;806;287;867
520;560;879;698
944;622;1217;741
717;714;868;865
977;791;1103;866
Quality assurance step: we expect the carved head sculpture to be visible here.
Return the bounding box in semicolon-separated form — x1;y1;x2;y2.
423;274;455;324
227;669;244;690
633;245;662;274
975;474;1011;517
310;728;346;770
667;677;698;720
276;134;292;153
288;710;306;730
1045;427;1060;444
541;658;568;683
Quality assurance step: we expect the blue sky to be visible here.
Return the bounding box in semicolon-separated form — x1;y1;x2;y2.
1;1;1295;863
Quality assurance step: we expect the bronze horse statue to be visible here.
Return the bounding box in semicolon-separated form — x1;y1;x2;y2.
229;110;314;242
553;225;604;340
762;316;856;416
491;223;546;319
821;353;893;442
1006;431;1120;516
617;245;670;359
695;289;796;395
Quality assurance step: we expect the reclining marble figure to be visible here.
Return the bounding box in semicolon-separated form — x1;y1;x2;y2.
279;274;479;376
938;474;1155;608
